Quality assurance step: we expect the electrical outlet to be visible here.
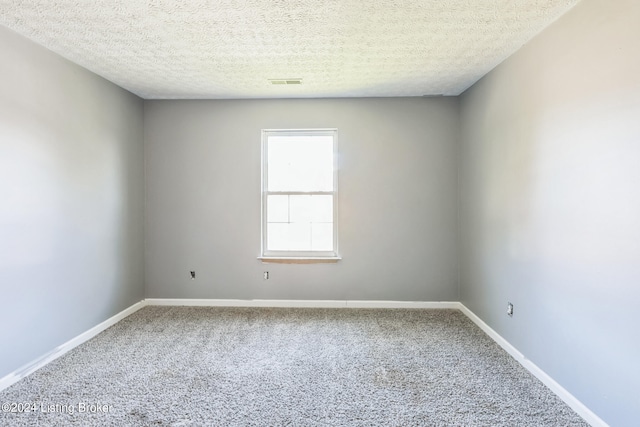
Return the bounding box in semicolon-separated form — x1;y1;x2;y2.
263;271;269;280
507;302;514;317
190;271;196;280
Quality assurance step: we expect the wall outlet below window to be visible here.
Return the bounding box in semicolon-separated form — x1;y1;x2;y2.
507;302;514;317
263;271;269;280
190;271;196;280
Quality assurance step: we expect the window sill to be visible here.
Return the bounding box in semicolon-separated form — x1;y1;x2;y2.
258;256;342;264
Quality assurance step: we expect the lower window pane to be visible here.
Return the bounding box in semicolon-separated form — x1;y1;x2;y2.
289;195;313;222
267;223;311;251
311;223;333;251
311;196;333;223
267;195;289;222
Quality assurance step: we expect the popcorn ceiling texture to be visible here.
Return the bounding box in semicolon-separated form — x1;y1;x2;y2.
0;307;589;426
0;1;579;99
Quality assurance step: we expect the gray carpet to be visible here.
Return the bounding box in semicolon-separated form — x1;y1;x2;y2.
0;307;588;426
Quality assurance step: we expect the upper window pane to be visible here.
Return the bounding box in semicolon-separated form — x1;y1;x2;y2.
267;135;333;192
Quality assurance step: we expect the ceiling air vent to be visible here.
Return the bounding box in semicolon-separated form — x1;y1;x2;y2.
269;78;302;85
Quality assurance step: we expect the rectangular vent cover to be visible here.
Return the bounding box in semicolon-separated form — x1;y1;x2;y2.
269;78;302;85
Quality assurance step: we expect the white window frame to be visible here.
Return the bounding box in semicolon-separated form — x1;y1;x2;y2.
260;129;340;262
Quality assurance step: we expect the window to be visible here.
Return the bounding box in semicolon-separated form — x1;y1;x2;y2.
261;129;339;261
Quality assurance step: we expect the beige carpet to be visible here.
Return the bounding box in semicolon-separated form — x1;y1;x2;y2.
0;307;588;426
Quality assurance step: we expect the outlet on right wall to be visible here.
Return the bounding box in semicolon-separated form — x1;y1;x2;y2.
459;0;640;425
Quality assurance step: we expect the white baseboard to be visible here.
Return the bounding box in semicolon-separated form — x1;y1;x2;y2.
0;300;146;393
457;303;608;427
144;298;459;309
345;300;459;309
145;298;346;307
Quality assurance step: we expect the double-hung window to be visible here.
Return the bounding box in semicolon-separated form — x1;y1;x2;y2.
261;129;339;261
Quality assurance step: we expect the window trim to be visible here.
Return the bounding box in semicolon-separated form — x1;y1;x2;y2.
260;128;339;261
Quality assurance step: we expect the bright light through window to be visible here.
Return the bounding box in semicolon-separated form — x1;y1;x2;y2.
261;130;338;258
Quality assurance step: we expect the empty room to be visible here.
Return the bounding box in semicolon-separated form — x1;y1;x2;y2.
0;0;638;426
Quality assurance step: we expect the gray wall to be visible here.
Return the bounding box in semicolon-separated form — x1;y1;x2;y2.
458;0;640;425
0;26;145;379
145;98;459;301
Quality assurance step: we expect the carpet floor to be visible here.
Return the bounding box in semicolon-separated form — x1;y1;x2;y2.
0;307;589;426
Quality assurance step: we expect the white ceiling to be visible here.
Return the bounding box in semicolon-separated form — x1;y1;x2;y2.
0;0;579;99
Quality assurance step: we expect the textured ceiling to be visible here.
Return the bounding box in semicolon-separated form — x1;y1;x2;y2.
0;0;579;99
